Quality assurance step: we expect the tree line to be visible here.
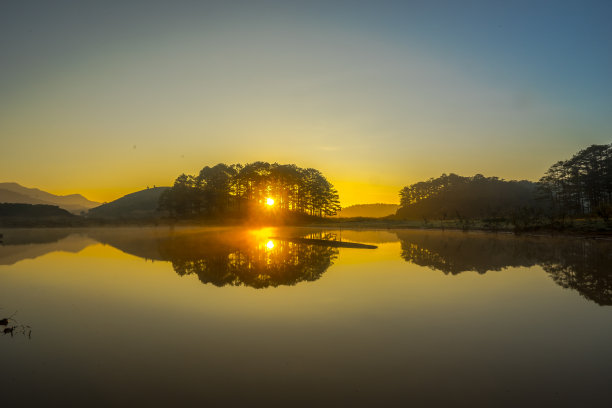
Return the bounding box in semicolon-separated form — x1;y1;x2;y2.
159;162;341;218
397;173;538;220
538;143;612;218
396;143;612;222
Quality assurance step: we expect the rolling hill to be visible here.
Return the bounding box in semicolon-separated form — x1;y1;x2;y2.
335;203;400;218
87;187;169;219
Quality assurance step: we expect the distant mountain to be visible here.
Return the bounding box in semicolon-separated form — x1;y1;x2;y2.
87;187;169;219
0;182;100;213
335;203;400;218
0;189;52;206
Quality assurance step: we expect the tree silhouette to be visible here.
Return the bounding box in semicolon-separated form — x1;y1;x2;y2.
538;143;612;218
397;173;539;220
159;162;341;219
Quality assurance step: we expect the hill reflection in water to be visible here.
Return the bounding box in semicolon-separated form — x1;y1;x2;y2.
396;230;612;306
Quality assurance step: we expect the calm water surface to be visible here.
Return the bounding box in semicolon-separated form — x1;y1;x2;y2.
1;227;611;406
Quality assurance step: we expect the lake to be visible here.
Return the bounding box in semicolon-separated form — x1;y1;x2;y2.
1;227;611;407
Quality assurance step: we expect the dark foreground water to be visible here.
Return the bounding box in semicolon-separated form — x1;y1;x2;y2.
1;227;611;407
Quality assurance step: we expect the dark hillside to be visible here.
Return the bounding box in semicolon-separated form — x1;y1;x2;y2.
0;203;75;218
396;174;539;220
0;203;78;227
87;187;169;219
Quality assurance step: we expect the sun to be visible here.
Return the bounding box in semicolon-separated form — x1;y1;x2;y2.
266;240;275;249
266;197;275;206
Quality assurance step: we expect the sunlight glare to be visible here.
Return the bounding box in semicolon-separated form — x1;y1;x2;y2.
266;198;275;206
266;240;275;249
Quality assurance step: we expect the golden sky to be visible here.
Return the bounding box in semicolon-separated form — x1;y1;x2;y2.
1;2;610;205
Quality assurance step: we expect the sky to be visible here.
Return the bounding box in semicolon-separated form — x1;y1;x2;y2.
1;0;611;205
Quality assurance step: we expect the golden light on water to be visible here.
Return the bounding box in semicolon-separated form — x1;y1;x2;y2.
266;240;275;249
250;227;276;240
266;198;275;206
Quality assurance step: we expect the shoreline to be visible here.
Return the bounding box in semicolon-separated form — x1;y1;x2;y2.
1;218;611;240
308;218;612;238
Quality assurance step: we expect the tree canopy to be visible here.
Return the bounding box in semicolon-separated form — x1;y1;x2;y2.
159;162;341;218
396;173;538;220
538;143;612;217
396;143;612;222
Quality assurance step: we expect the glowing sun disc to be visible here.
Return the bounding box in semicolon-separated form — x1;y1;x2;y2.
266;240;275;249
266;198;275;206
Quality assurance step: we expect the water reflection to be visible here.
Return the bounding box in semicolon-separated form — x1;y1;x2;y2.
2;227;611;303
0;228;74;245
158;230;338;288
542;241;612;307
0;228;93;265
84;228;339;288
396;231;612;305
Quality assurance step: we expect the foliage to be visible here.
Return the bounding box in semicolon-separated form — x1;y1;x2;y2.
395;143;612;227
396;173;539;220
538;143;612;217
159;162;341;218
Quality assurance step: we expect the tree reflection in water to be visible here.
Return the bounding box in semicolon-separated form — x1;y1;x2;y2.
542;240;612;306
158;230;339;288
397;231;612;305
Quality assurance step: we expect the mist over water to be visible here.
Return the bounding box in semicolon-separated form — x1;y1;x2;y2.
1;227;611;406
